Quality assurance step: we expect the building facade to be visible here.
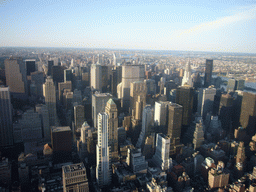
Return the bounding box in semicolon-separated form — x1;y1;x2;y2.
96;112;112;188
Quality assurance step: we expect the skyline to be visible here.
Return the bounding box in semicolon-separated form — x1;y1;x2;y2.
1;0;256;53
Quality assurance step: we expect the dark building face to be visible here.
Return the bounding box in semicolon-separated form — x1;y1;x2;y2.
204;59;213;88
168;103;183;140
240;92;256;135
25;60;36;76
47;60;54;76
176;86;194;126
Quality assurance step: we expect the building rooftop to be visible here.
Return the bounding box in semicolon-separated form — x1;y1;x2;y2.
63;163;85;173
52;126;71;133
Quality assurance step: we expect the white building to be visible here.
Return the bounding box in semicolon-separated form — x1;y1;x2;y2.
90;63;102;92
136;105;154;148
96;112;112;188
181;61;193;87
154;101;169;127
153;133;172;171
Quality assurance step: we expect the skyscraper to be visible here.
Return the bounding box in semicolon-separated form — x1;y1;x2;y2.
226;79;237;92
25;59;36;76
43;77;57;126
193;120;205;150
152;133;171;171
240;92;256;135
74;105;85;131
200;87;216;119
47;60;54;76
119;64;144;111
90;63;102;92
204;59;213;88
168;103;183;140
96;112;111;188
130;81;147;115
36;104;50;141
0;86;13;147
136;105;154;148
181;61;193;87
176;85;194;126
105;98;118;160
154;101;169;127
92;92;112;128
4;57;27;95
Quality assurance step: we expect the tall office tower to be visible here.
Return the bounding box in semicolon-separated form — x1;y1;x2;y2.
236;80;245;91
204;59;213;88
181;61;193;87
134;96;144;121
192;72;202;89
102;65;111;92
154;101;169;127
130;81;147;115
31;71;44;98
110;69;117;97
136;105;154;148
105;99;118;160
62;163;89;192
168;103;183;140
236;141;246;165
52;65;65;87
152;133;171;171
0;87;13;147
64;69;73;82
227;79;237;92
96;112;112;188
200;87;216;119
43;76;57;126
219;94;233;134
90;63;102;92
58;81;72;102
92;92;112;128
116;66;122;84
119;65;144;111
113;53;117;66
165;80;177;101
74;105;84;130
233;91;243;129
176;85;194;126
193;120;205;150
47;60;54;76
126;147;148;174
159;77;166;94
73;89;82;104
19;109;42;141
240;92;256;135
4;57;27;95
144;79;156;96
36;104;50;141
25;59;36;76
235;141;246;178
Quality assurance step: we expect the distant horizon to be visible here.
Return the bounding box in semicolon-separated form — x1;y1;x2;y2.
1;46;256;56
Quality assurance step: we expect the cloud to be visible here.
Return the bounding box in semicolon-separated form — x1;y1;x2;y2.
173;5;256;38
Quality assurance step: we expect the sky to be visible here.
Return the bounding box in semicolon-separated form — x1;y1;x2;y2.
0;0;256;53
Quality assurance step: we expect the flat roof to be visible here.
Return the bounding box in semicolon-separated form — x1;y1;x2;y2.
52;126;71;133
63;163;85;173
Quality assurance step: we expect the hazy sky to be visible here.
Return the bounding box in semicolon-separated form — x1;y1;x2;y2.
1;0;256;53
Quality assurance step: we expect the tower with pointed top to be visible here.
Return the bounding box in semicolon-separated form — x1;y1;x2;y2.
105;98;119;160
182;61;193;87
